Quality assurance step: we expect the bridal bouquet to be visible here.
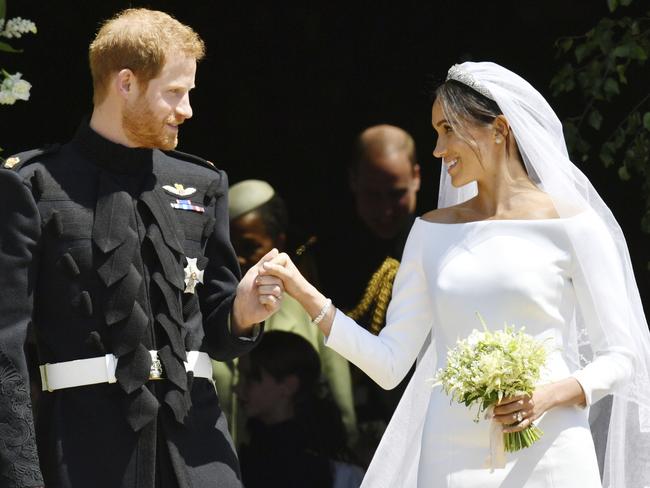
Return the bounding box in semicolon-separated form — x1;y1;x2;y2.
436;321;547;454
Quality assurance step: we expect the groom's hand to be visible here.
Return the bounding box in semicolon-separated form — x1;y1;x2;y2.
259;252;306;299
232;248;284;336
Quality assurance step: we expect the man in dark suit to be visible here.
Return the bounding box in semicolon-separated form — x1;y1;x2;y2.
0;8;282;488
315;124;421;465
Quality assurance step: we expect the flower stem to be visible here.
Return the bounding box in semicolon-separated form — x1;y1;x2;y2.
504;425;543;452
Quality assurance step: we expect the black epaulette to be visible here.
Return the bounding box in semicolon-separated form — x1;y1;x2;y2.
2;144;61;171
167;149;220;173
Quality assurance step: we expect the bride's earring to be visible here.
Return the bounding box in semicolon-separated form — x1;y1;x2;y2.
495;134;503;144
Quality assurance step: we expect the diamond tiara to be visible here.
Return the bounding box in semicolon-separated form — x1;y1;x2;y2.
446;64;494;100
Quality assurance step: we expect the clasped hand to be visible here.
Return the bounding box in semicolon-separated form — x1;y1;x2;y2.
492;384;556;433
232;249;285;333
257;251;308;299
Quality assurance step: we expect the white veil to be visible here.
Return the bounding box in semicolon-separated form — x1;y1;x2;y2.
360;61;650;488
438;61;650;488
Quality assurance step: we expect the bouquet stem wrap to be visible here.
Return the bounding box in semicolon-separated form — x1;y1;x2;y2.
437;322;548;469
485;406;506;470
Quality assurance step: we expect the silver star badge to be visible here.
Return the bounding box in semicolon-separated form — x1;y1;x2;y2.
3;156;20;169
184;257;204;294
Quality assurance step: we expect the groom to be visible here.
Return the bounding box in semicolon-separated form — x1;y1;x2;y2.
0;8;281;488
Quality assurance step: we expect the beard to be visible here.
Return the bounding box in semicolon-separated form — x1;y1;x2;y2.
122;97;179;150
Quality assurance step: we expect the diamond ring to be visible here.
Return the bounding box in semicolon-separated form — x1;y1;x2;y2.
515;411;524;423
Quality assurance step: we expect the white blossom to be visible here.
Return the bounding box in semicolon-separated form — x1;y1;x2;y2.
0;72;31;104
0;89;16;105
1;17;37;39
436;321;549;452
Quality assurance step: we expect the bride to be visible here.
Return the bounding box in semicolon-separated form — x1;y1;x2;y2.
259;61;650;487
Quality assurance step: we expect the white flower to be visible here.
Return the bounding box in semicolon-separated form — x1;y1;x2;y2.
11;78;31;101
0;88;16;105
0;72;31;104
466;329;485;347
1;17;37;39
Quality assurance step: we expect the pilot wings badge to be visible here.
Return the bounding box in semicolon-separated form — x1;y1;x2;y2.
163;183;197;197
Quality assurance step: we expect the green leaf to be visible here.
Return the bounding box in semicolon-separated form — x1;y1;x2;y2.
620;0;633;5
607;0;618;12
558;38;574;52
604;78;620;97
644;112;650;131
618;166;631;181
600;142;617;167
616;64;628;84
588;109;603;130
575;43;591;63
0;41;22;54
630;45;648;61
612;44;630;58
600;152;615;168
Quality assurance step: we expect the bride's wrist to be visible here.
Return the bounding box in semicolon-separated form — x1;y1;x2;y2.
296;284;329;319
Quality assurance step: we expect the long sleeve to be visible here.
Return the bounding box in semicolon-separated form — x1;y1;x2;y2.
325;223;434;390
0;169;43;487
568;212;635;406
200;170;261;360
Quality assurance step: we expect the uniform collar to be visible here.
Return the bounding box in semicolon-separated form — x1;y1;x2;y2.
73;119;154;175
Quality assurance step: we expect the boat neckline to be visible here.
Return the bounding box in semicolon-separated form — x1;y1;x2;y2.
416;210;588;226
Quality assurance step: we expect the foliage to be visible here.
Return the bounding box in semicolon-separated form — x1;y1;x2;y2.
550;0;650;231
0;0;37;157
435;319;548;452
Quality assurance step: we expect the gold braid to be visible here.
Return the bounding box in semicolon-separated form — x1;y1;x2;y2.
347;257;400;335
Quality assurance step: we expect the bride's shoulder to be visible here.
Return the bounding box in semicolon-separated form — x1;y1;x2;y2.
420;204;479;224
420;208;457;224
518;190;560;219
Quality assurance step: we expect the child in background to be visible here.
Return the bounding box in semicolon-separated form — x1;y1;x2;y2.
237;331;364;488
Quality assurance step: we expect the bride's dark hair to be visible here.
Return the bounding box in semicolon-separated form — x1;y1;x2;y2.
436;80;502;125
435;80;521;160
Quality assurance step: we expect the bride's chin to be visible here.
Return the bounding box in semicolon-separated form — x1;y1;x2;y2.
449;175;476;188
450;179;465;188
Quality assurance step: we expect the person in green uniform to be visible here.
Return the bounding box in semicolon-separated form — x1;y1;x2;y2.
213;179;358;446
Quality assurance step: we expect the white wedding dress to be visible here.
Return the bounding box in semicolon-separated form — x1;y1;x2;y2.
326;212;634;488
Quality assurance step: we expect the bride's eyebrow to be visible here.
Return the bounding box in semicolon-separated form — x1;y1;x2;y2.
434;119;449;128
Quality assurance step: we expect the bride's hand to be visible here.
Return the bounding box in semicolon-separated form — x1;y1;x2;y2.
492;386;553;433
260;252;335;336
493;378;586;433
258;252;309;299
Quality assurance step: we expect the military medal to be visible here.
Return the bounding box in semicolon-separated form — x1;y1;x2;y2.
3;156;20;168
184;257;204;294
170;199;205;213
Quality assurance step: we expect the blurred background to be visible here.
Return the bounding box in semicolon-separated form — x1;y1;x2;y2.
2;0;649;299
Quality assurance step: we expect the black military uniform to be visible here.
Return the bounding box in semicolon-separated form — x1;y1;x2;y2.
0;121;259;488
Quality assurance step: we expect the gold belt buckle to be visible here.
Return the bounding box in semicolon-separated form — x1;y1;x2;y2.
149;351;164;380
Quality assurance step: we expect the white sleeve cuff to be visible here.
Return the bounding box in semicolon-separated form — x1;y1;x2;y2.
570;349;634;407
570;369;593;407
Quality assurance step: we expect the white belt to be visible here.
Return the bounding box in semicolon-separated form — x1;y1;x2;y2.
39;350;213;392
